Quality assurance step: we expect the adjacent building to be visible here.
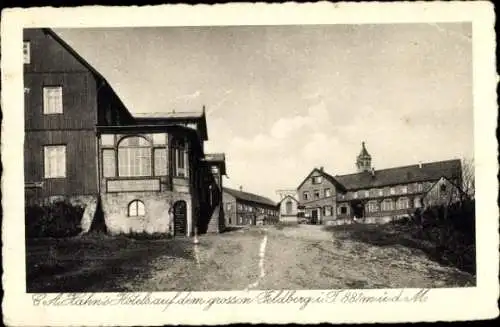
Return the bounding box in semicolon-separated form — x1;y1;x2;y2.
276;189;303;223
296;142;463;224
23;28;226;236
223;187;279;226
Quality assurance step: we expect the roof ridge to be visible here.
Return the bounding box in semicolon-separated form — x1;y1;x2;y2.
223;187;276;204
336;158;461;177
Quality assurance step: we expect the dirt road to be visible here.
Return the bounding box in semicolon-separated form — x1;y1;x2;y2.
26;224;475;292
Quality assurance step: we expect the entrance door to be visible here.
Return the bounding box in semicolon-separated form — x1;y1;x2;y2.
311;209;318;224
173;200;187;236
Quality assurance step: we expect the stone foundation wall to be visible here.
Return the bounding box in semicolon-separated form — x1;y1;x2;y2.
100;191;192;236
25;194;98;233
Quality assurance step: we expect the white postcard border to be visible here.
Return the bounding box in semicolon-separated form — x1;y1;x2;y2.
1;2;498;325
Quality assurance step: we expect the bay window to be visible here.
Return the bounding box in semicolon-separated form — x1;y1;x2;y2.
118;136;151;177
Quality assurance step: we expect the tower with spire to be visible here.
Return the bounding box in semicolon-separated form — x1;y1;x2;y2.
356;141;372;172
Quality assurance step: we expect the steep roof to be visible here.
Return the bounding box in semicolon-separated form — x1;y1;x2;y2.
335;159;462;191
277;194;299;205
224;187;277;207
43;28;135;123
357;141;371;159
296;168;347;192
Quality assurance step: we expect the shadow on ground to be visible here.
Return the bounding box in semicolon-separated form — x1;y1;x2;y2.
26;232;194;292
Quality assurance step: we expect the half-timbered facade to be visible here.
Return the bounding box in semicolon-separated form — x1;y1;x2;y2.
223;187;279;226
296;142;463;224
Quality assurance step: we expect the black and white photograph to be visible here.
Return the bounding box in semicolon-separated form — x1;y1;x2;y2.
1;2;498;325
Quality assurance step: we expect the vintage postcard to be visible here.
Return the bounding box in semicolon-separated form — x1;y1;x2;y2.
1;1;498;326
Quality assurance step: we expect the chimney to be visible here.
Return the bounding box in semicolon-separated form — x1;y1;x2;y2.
239;185;243;192
320;166;324;172
418;161;423;169
371;167;375;177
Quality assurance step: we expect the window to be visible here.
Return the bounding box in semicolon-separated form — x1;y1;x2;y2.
173;138;188;177
367;201;378;212
325;188;332;197
23;41;30;64
154;148;167;176
381;199;394;211
152;133;167;145
128;200;145;217
390;187;396;195
378;189;384;196
43;86;63;114
44;145;66;178
118;136;151;177
237;203;243;211
102;149;116;177
324;206;332;216
101;134;115;146
226;203;232;211
353;192;358;199
339;206;347;214
440;184;447;192
285;200;293;214
303;191;310;201
312;176;323;184
314;190;320;199
364;190;370;198
401;185;408;194
417;183;423;192
414;197;422;208
396;197;410;210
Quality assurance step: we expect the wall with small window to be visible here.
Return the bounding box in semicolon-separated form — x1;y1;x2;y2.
100;191;192;236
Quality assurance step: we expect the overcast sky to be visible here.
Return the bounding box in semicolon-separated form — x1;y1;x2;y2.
55;23;473;201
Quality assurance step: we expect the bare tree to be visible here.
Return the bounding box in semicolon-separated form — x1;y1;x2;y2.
461;157;475;200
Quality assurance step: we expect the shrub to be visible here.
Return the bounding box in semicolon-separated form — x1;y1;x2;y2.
408;199;476;274
25;200;84;238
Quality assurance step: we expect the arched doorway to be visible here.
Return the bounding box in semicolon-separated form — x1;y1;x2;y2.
173;200;187;236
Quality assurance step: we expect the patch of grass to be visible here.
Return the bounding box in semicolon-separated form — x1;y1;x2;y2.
26;234;194;292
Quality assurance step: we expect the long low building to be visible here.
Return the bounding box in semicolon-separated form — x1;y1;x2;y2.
296;142;464;225
223;187;279;226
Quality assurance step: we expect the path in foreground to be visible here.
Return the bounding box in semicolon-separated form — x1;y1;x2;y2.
122;225;475;291
26;225;474;292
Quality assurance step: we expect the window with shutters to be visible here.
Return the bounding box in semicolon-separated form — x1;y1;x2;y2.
396;197;410;210
367;201;378;212
324;205;332;216
44;145;66;178
381;199;394;211
43;86;63;114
